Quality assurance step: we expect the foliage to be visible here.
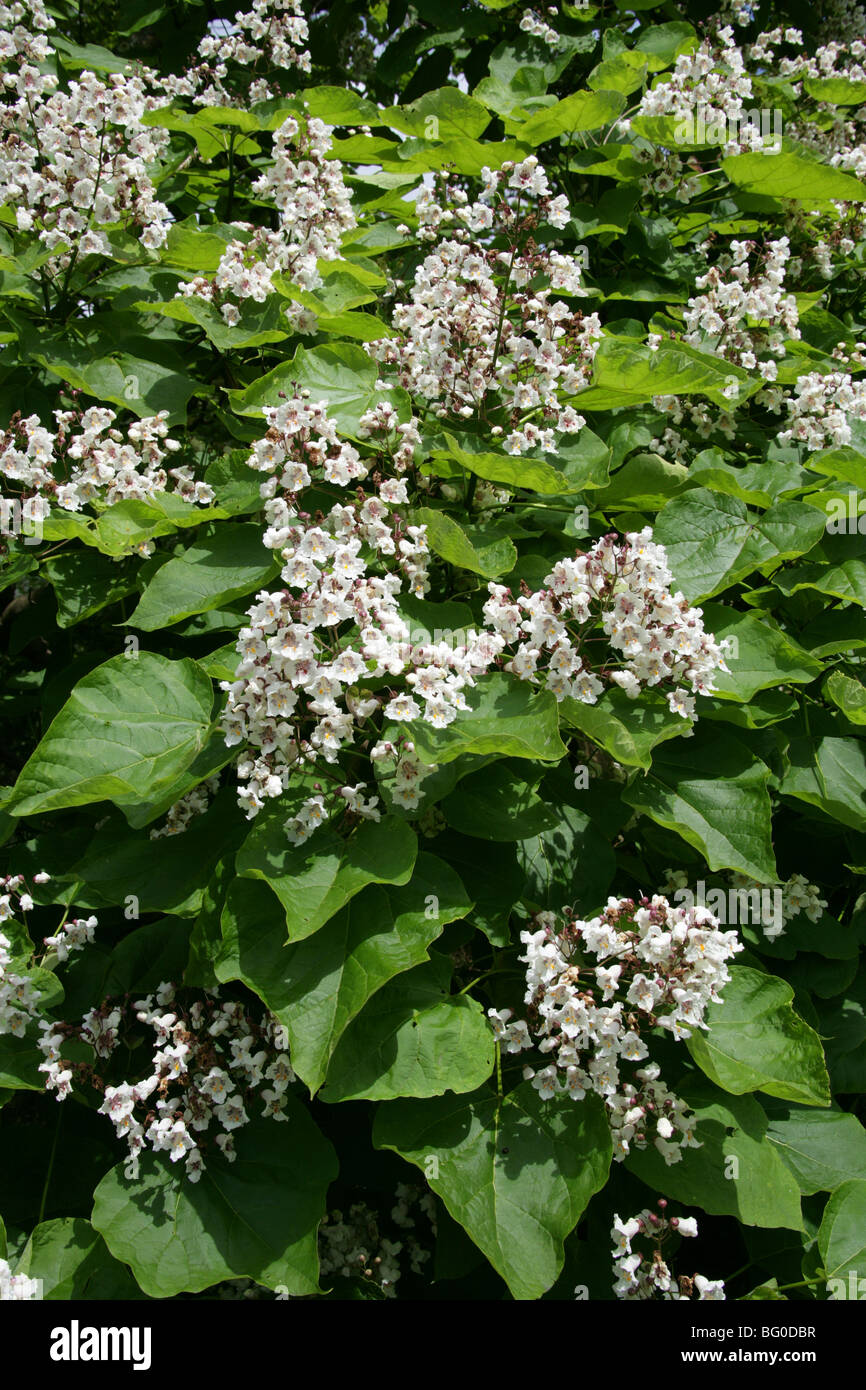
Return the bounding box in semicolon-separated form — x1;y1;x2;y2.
1;0;866;1304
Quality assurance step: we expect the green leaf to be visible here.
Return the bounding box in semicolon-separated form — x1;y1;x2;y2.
655;489;825;603
92;1114;337;1299
303;85;379;124
825;671;866;725
161;220;237;273
588;52;648;95
14;1218;142;1299
407;672;566;766
623;729;777;880
432;832;525;946
42;550;139;628
128;525;279;631
803;77;866;105
217;855;472;1095
7;654;214;818
320;955;495;1103
627;1080;803;1230
764;1103;866;1195
518;792;617;915
73;792;245;916
120;731;236;830
31;345;202;426
596;452;688;511
559;688;689;769
415;507;517;577
139;296;289;350
396;593;475;643
226;342;381;433
387;88;491;140
374;1083;612;1300
723;151;866;203
576;338;756;412
819;1181;866;1291
701;605;823;702
687;965;831;1107
0;1033;44;1091
442;763;560;840
51;34;132;73
436;433;577;495
91;494;229;558
633;22;697;66
514;89;626;144
780;737;866;833
236;812;417;942
806;446;866;490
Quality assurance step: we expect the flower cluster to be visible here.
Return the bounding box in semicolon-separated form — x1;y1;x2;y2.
178;113;355;323
634;146;704;204
729;870;826;940
220;396;507;824
0;408;214;547
0;0;54;69
759;31;866;85
0;930;41;1039
319;1184;435;1297
221;390;727;830
369;158;600;453
627;27;769;155
492;894;742;1163
43;914;97;963
776;370;866;451
519;8;563;49
681;237;800;382
0;871;56;1039
149;775;221;840
39;981;295;1182
0;1257;41;1301
163;0;311;106
483;528;729;719
1;61;171;271
612;1201;725;1300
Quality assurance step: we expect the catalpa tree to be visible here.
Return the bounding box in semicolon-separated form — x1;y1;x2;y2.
0;0;865;1305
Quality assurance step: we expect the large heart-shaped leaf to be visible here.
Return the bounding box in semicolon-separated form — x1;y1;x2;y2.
91;1112;337;1299
320;956;495;1102
217;855;472;1094
374;1083;611;1300
8;654;214;818
688;965;831;1107
236;811;418;942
